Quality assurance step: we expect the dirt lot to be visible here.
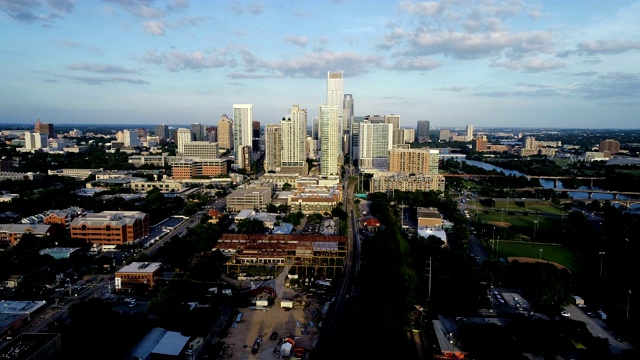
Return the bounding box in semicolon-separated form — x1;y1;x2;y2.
218;267;320;360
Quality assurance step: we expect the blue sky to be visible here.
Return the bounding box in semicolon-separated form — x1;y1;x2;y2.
1;0;639;129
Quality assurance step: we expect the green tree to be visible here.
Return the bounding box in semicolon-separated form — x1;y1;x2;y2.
236;218;266;234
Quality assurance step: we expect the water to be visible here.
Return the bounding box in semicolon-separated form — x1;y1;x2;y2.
454;159;630;201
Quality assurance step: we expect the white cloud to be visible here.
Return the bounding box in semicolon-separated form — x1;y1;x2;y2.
140;49;230;72
492;57;566;72
284;36;308;47
143;20;165;36
67;63;142;74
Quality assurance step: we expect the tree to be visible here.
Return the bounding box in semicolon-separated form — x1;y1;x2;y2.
282;182;293;191
236;218;266;234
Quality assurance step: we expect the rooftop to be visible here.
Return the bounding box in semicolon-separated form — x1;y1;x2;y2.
117;262;162;274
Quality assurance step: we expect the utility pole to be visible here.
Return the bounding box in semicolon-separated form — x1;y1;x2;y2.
426;257;432;302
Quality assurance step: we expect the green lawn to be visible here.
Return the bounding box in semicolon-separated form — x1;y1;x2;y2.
487;240;589;273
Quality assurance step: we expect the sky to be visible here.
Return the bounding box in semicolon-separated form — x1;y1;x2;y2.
1;0;640;129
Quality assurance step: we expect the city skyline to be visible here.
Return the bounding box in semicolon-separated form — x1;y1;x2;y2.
1;1;640;128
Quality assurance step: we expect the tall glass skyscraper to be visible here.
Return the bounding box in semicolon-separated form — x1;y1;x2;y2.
233;104;253;168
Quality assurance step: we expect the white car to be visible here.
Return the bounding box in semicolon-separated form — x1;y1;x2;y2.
560;310;570;317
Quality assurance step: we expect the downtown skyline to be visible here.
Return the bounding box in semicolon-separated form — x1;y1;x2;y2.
1;0;640;129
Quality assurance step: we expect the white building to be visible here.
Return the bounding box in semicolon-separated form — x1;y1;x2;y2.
327;71;344;155
123;129;139;147
319;105;339;176
281;105;307;172
233;104;253;169
176;128;192;154
24;132;48;150
359;122;392;172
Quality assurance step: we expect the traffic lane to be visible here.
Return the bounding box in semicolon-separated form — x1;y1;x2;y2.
564;304;633;354
467;234;489;266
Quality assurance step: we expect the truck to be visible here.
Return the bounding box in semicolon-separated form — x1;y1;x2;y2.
281;299;293;309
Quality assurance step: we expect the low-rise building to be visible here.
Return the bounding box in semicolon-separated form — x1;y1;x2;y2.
0;224;51;246
115;262;162;293
70;211;149;246
131;179;186;193
417;207;443;228
226;187;272;212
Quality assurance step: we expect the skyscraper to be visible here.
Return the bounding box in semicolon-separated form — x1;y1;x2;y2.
417;120;430;143
217;115;233;150
327;71;344;155
177;128;192;154
123;129;139;147
343;94;354;135
281;105;307;173
233;104;253;168
319;105;339;177
34;118;54;139
191;123;206;141
466;125;474;141
252;121;261;152
359;122;393;171
264;125;282;173
155;124;169;142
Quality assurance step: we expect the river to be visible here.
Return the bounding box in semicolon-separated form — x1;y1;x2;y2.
454;159;640;212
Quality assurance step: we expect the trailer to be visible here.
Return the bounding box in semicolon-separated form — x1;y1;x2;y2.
573;295;585;307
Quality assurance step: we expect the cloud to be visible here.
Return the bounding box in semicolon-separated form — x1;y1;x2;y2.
56;74;150;85
474;88;563;97
103;0;190;19
384;56;441;71
576;72;640;99
434;86;470;92
284;36;308;47
0;0;73;25
67;63;142;74
142;16;208;36
57;39;102;53
492;57;566;72
572;40;640;56
140;49;231;72
227;1;264;15
227;72;284;79
569;71;598;77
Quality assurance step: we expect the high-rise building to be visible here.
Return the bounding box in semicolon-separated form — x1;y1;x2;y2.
281;105;307;173
439;129;451;142
136;127;148;139
34;118;54;139
523;136;536;150
599;139;620;154
312;116;319;140
473;135;488;151
343;94;354;135
155;124;169;141
327;71;344;155
191;123;206;141
319;105;339;176
359;122;393;172
217;115;233;150
233;104;253;168
176;128;192;154
417;120;430;143
388;148;439;175
264;125;282;173
466;125;474;142
123;129;139;147
252;121;261;153
350;116;365;161
24;131;48;150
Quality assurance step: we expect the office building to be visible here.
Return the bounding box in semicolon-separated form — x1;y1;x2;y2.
226;187;272;212
191;123;206;141
176;128;192;154
281;105;307;173
439;129;451;142
182;141;219;159
599;139;620;154
34;118;54;138
319;105;339;176
123;129;139;147
171;158;227;179
403;129;415;144
417;120;430;143
473;135;488;151
343;94;354;135
252;120;261;152
265;125;282;173
327;71;344;155
350;116;365;162
523;136;536;150
115;262;162;292
466;125;474;141
218;114;233;150
359;122;392;172
233;104;253;168
69;211;149;246
388;148;439;175
155;124;169;141
23;131;48;150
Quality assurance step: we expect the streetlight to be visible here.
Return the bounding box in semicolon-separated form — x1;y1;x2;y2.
599;252;606;277
627;289;632;319
533;221;538;238
539;248;543;260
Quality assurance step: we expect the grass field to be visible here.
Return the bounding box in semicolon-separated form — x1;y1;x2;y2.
487;240;590;273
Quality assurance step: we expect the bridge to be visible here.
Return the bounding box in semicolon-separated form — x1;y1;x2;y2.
526;176;606;187
515;187;640;201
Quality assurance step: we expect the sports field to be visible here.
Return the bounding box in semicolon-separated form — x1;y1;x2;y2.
488;240;590;273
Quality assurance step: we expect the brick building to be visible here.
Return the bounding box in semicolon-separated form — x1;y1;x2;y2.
70;211;149;246
115;262;162;293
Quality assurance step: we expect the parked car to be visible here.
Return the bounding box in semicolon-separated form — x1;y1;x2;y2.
560;310;570;317
270;331;278;340
251;338;262;354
